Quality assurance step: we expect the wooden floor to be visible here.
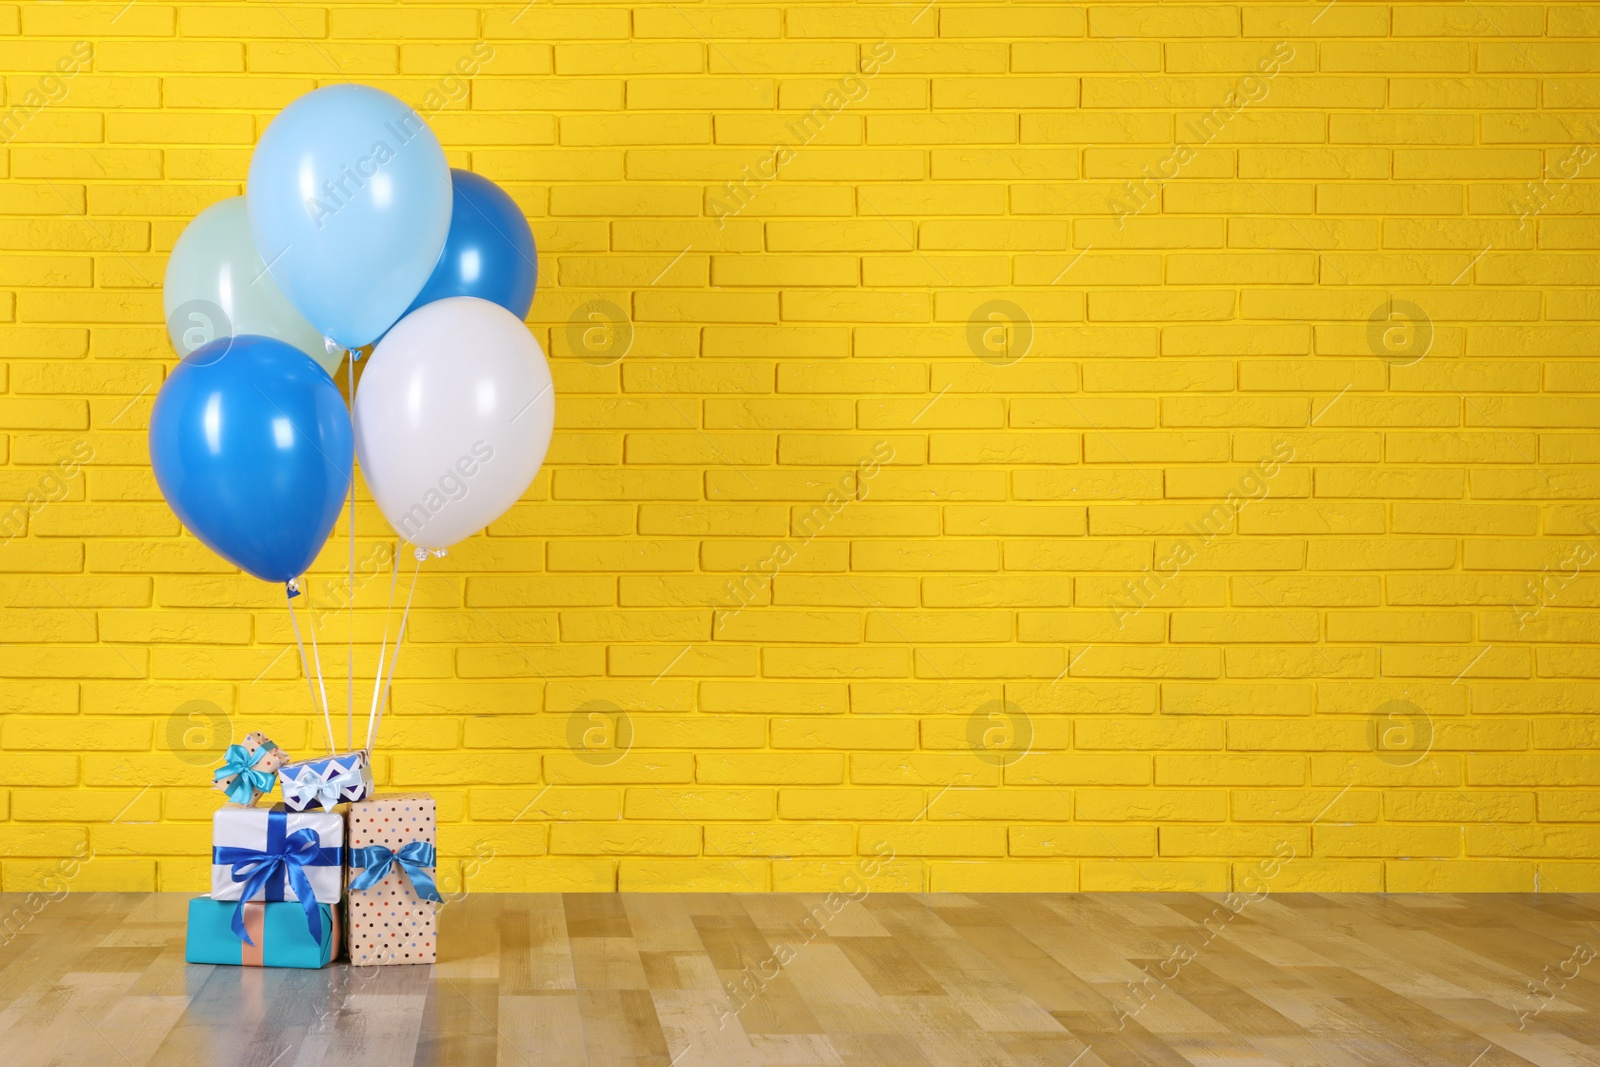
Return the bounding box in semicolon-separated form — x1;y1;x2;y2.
1;893;1598;1066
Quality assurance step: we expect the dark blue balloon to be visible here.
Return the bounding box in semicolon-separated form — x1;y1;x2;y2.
150;335;352;583
404;169;537;320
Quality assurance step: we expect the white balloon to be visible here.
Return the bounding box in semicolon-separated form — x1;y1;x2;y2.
354;297;554;550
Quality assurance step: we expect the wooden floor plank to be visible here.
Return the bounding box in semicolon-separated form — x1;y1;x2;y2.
0;892;1597;1066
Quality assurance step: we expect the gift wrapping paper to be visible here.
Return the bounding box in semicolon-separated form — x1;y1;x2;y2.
212;731;290;807
185;897;340;969
210;802;343;904
346;793;438;966
277;749;374;812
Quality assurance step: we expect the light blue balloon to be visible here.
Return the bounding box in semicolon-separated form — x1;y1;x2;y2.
247;85;452;349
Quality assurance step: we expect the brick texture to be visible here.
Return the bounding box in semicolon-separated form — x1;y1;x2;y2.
1;3;1598;896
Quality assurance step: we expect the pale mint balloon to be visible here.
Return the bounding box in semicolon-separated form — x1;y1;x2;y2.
163;197;343;377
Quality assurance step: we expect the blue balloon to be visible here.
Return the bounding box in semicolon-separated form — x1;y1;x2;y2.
247;85;452;349
150;336;352;583
404;170;537;320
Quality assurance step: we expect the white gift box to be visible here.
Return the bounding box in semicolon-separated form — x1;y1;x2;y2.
210;802;344;904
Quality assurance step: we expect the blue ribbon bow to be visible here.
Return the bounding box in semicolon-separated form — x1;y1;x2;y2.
349;842;444;903
213;742;277;805
213;807;340;946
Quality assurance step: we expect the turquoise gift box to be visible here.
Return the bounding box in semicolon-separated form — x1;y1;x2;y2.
185;897;340;969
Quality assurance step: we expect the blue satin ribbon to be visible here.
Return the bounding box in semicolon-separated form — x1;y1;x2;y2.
213;742;277;805
349;842;443;903
213;807;340;946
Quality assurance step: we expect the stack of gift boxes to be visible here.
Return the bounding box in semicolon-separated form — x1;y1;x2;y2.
184;733;444;969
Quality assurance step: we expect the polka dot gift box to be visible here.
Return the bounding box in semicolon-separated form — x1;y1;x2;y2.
212;732;291;807
345;793;442;966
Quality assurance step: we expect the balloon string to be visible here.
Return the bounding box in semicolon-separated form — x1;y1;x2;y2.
286;587;321;735
287;586;336;758
368;550;423;755
365;539;401;751
346;348;356;751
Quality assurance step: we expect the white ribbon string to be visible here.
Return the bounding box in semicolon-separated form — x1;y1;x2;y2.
287;585;336;758
365;539;401;749
368;549;423;753
346;349;357;751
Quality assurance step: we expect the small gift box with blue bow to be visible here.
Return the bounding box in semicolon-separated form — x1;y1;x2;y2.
277;748;374;812
346;793;442;965
213;732;291;806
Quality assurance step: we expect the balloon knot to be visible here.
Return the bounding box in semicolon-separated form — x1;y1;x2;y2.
286;577;302;599
413;546;429;562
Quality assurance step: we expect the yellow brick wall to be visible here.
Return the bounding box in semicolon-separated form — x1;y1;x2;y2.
2;1;1598;896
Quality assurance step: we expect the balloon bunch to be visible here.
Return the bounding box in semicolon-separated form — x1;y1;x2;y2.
150;85;555;758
